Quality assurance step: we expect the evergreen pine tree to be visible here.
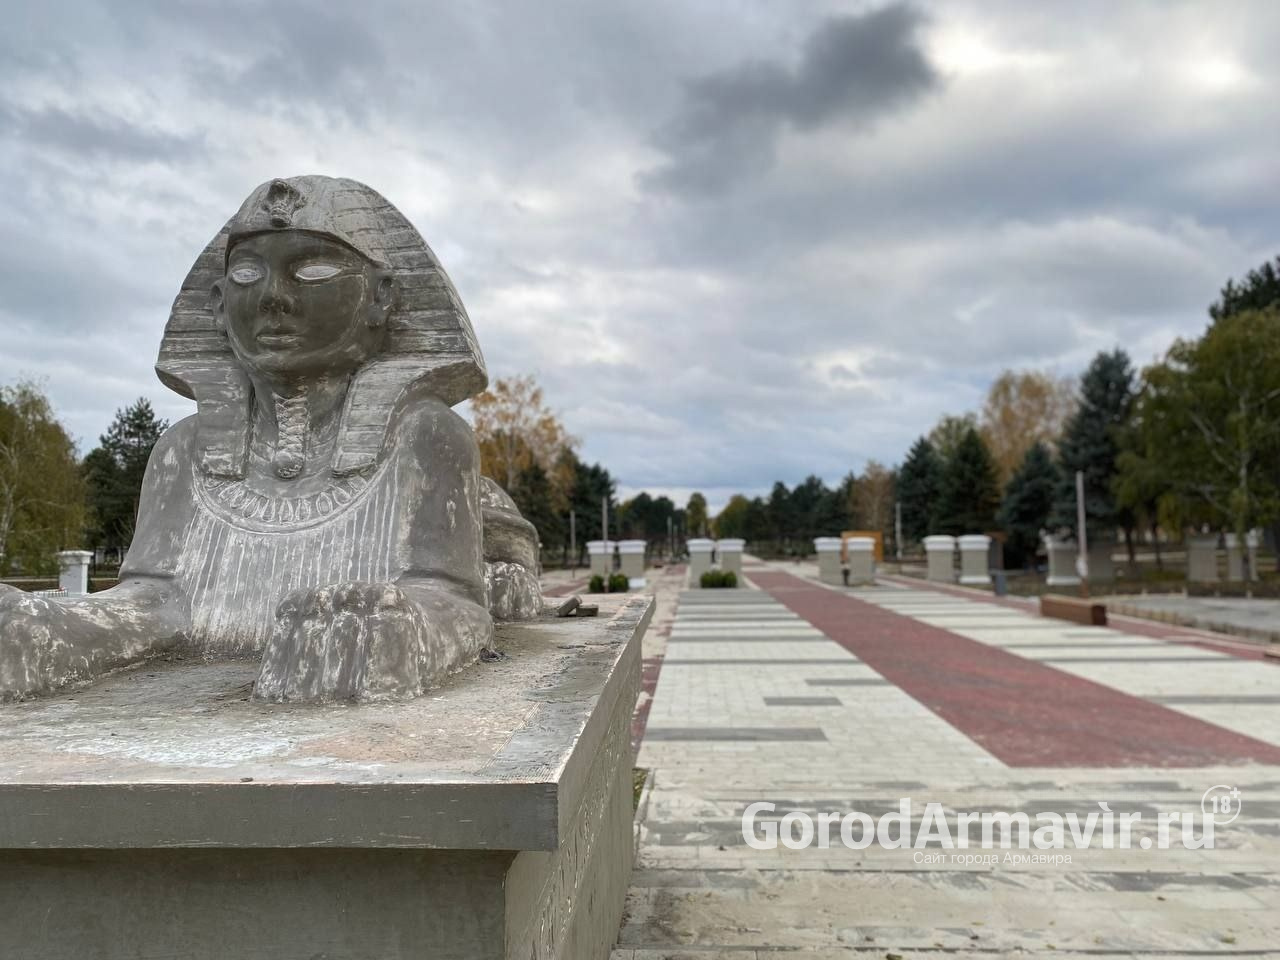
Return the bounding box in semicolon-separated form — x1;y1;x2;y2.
1050;350;1134;537
998;441;1060;568
84;398;168;558
511;461;562;557
934;427;1000;535
896;436;942;543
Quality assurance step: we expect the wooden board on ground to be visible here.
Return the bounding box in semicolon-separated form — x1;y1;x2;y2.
1041;593;1108;627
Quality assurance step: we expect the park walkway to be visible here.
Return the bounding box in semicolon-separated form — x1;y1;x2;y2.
614;562;1280;959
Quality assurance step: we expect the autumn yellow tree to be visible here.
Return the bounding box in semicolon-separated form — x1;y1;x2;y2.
471;375;577;509
0;382;87;575
980;370;1077;486
853;460;896;535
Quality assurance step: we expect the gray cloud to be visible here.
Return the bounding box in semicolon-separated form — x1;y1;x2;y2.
2;0;1280;511
644;4;939;195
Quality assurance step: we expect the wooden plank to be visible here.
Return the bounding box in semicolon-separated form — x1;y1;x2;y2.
1040;594;1107;626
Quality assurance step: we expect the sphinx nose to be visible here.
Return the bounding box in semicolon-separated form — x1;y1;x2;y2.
259;287;296;316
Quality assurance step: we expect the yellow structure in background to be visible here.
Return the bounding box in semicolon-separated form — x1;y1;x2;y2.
842;530;883;562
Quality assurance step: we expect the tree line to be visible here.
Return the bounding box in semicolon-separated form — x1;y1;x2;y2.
710;255;1280;570
0;390;167;576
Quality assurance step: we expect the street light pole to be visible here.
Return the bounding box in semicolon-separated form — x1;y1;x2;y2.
1075;469;1090;598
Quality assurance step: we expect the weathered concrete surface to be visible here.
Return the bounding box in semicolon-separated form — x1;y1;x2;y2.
0;596;650;960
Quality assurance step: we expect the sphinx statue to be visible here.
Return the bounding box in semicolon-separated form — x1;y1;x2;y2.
0;176;543;702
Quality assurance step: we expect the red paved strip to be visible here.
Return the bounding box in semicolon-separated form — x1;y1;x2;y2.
752;571;1280;767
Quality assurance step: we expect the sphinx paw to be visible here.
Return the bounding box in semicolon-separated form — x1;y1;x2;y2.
255;581;432;702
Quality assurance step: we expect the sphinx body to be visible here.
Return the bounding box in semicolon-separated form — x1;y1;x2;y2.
0;176;542;703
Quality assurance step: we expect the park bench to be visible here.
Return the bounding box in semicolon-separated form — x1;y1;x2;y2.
1040;593;1107;627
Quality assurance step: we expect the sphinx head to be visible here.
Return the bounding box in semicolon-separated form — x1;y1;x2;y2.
158;176;488;479
212;179;398;383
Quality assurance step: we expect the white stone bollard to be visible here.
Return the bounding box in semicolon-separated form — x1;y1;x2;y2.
687;538;715;586
1224;533;1244;582
618;539;647;587
1043;535;1081;587
957;534;992;586
1246;530;1261;582
923;535;956;583
57;550;93;597
845;536;876;585
814;537;844;585
586;540;614;578
1186;535;1219;583
717;538;745;577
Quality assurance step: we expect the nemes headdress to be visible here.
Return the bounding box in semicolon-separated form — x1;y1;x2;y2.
156;175;487;478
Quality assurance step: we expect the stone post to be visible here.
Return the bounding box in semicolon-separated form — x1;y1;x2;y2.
618;539;647;586
687;538;715;587
56;550;93;597
845;536;876;585
813;537;843;585
923;535;956;583
586;540;614;578
1087;537;1115;583
1043;535;1081;587
957;534;992;586
1186;535;1219;583
1224;533;1244;582
1246;530;1261;582
717;538;745;577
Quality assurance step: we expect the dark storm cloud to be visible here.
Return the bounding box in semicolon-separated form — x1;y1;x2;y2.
644;4;938;195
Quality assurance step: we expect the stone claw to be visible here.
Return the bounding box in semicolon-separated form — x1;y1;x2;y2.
256;580;431;703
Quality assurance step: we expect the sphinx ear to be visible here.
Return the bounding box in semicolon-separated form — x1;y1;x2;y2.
367;273;396;329
211;280;226;335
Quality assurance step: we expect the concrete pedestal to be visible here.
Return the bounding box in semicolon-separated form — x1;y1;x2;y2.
618;539;646;587
1044;536;1080;587
1247;530;1261;582
717;539;744;576
56;550;92;596
923;535;956;583
1187;535;1219;583
1224;534;1244;582
0;597;653;960
814;537;843;585
687;538;714;587
957;534;992;586
845;536;875;585
1087;539;1115;583
587;539;615;578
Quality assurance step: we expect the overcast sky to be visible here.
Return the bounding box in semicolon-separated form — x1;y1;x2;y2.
3;1;1278;511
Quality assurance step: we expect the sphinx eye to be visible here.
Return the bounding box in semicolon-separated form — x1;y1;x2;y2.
295;262;342;282
228;263;264;285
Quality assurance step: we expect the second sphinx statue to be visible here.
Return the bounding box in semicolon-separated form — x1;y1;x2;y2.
0;176;543;702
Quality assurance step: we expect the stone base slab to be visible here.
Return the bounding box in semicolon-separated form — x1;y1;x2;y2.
0;595;653;960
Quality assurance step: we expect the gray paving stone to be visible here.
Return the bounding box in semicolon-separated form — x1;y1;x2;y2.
643;727;828;742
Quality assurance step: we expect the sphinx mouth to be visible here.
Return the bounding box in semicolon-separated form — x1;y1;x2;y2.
256;332;302;347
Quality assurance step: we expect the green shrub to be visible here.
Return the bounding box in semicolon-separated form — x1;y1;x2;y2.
700;570;739;589
588;574;605;593
608;573;630;593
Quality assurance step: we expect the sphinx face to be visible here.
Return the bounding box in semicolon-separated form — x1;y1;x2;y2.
219;231;391;381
